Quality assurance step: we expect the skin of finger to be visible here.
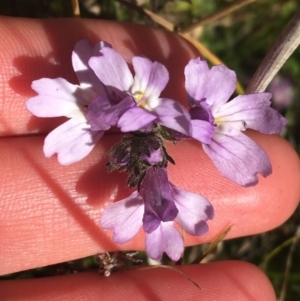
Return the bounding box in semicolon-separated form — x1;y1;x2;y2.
0;131;299;275
0;17;198;136
0;261;276;301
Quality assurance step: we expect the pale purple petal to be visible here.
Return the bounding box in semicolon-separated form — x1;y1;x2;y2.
214;93;287;134
44;118;103;165
72;40;108;95
152;98;191;135
117;106;156;132
190;119;215;144
184;58;210;107
89;47;133;93
26;78;88;117
145;221;184;261
171;185;214;236
131;56;169;100
203;131;272;186
268;75;294;110
204;64;236;112
100;191;144;244
185;59;236;112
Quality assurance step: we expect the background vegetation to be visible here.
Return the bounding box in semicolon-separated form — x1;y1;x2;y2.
0;1;299;300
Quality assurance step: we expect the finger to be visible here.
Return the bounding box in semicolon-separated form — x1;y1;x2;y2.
0;261;276;301
1;131;299;274
0;17;198;136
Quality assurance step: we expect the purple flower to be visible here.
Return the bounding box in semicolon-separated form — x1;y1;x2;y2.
267;75;294;111
25;40;130;165
185;58;287;186
100;168;214;261
88;47;191;135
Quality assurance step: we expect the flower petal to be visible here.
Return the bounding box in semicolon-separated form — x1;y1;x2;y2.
72;39;108;95
184;58;210;108
171;185;214;236
145;222;184;261
185;59;236;112
190;119;215;144
205;64;236;112
141;168;179;233
203;131;272;186
102;96;135;126
89;47;133;94
85;96;112;131
26;78;88;118
152;98;191;135
142;214;161;235
131;56;169;101
100;191;144;244
189;100;214;124
214;93;287;134
87;95;134;131
44;118;103;165
117;106;157;132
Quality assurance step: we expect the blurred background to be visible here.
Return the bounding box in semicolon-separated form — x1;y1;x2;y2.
0;1;299;300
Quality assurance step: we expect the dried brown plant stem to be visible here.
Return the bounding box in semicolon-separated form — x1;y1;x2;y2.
138;265;201;291
71;0;80;17
178;0;257;34
246;9;300;93
191;225;232;264
143;7;174;31
115;0;174;30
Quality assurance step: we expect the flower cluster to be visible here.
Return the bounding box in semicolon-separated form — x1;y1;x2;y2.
26;40;286;261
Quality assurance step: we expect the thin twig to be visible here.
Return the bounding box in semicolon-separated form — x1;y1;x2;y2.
71;0;80;17
115;0;174;31
259;231;300;269
139;265;201;291
143;7;174;31
278;226;300;301
246;9;300;93
178;0;257;34
191;225;233;264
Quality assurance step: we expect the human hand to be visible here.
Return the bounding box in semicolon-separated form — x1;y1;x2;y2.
0;17;299;300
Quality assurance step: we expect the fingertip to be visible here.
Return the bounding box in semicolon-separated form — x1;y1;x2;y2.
0;261;276;301
193;261;276;301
